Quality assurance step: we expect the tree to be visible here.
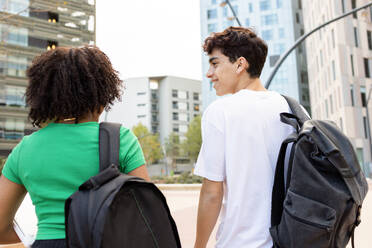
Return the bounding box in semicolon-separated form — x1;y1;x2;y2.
164;132;181;171
132;123;163;165
182;115;202;164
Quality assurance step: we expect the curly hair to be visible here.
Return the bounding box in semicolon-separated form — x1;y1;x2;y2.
25;46;123;127
203;26;268;78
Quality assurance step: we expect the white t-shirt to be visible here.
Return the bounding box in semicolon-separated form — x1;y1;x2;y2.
194;89;294;248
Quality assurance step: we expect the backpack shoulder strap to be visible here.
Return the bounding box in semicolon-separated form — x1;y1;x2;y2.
281;95;311;126
99;122;121;172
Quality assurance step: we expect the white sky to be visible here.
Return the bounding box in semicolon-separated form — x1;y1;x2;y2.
96;0;203;81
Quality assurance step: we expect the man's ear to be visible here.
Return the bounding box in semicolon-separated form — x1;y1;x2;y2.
236;57;249;74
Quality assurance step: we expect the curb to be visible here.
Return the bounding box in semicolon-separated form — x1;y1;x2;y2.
156;184;202;191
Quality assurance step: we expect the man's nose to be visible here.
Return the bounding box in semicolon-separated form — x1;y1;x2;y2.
206;68;213;78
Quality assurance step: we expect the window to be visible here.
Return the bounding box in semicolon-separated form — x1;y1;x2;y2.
178;90;188;99
173;124;179;132
298;0;302;9
137;92;146;96
172;89;178;98
364;58;371;78
261;14;278;25
262;29;273;40
367;31;372;50
361;85;367;107
269;55;280;67
152;104;157;111
330;95;334;114
137;114;146;118
6;55;27;77
232;5;238;15
172;101;178;109
0;118;26;140
331;29;335;48
354;27;359;47
277;0;283;8
208;23;217;33
296;13;300;23
211;0;217;4
172;112;179;121
274;43;285;54
350;55;355;76
0;24;28;46
178;102;187;110
350;84;355;106
341;0;346;13
223;7;228;17
5;85;26;107
332;60;336;80
278;28;285;38
356;148;364;169
248;3;253;13
351;0;357;18
193;92;199;101
137;103;146;107
259;0;270;11
207;9;217;19
245;18;250;27
325;99;329;118
363;117;368;138
152;114;157;122
340;117;343;131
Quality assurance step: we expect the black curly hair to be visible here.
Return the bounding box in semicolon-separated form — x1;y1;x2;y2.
203;26;268;78
25;46;123;127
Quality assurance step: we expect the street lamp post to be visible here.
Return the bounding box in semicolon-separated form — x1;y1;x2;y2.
220;0;242;26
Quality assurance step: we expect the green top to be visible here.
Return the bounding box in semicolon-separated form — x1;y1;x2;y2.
2;122;145;240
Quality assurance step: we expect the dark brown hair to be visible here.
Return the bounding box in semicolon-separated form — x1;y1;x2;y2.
203;26;268;78
26;46;122;127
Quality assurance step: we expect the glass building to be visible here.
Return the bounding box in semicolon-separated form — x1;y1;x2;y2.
200;0;310;113
0;0;95;155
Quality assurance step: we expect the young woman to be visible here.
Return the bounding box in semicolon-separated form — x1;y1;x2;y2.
0;46;150;248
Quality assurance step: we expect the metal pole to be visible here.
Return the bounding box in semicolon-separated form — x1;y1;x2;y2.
223;0;242;27
265;2;372;89
366;88;372;169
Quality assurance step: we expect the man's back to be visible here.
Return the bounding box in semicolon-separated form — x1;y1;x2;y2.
195;89;293;248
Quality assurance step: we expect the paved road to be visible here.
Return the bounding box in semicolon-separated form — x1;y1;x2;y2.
2;181;371;248
164;181;372;248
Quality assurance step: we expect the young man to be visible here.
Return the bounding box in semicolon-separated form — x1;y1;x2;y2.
194;27;294;248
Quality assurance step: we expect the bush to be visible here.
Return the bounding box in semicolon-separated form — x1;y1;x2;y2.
151;171;202;184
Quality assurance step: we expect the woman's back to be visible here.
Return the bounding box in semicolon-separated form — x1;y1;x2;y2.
3;122;144;240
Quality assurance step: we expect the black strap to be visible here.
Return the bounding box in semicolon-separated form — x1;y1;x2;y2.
271;133;298;226
281;95;311;126
99;122;121;172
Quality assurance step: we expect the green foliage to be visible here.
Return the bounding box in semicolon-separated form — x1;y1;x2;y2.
164;132;181;170
182;115;202;163
0;157;6;176
132;123;163;165
151;171;202;184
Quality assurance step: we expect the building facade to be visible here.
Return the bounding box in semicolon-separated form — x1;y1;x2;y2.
104;76;202;144
200;0;310;113
302;0;372;175
0;0;95;155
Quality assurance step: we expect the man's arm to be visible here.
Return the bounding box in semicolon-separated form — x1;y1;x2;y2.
194;178;223;248
0;175;26;244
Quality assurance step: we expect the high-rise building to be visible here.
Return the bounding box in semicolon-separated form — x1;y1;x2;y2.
104;76;202;144
200;0;310;113
0;0;95;155
302;0;372;175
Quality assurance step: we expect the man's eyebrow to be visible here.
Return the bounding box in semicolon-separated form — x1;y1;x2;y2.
209;57;218;63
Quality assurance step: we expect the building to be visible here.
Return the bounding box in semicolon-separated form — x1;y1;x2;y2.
302;0;372;175
104;76;202;144
0;0;95;156
200;0;310;113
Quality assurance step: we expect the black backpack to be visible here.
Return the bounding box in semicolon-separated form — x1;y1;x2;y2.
270;96;369;248
65;122;181;248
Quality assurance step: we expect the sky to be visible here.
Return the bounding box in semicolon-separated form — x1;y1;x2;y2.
96;0;203;81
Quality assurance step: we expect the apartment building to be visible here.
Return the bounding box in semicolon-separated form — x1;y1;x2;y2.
105;76;202;144
302;0;372;174
0;0;95;155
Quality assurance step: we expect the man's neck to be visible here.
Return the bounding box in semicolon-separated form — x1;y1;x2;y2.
235;75;267;93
